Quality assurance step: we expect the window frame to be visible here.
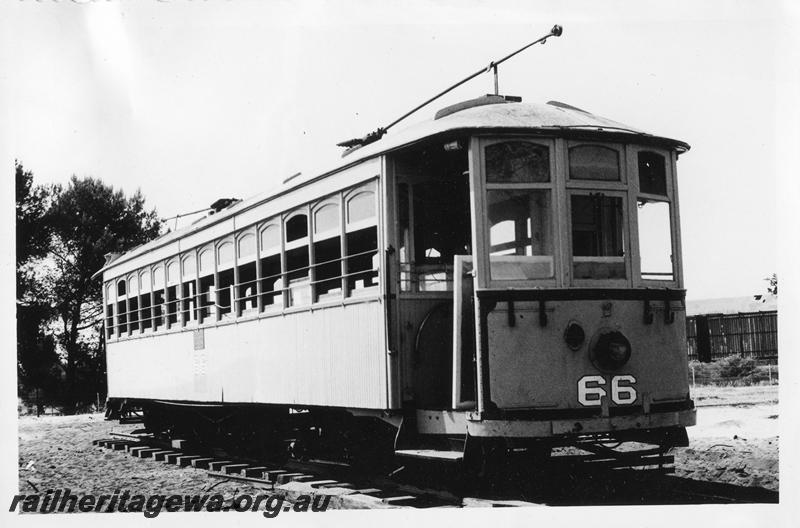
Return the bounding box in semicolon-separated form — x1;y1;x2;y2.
566;189;631;288
214;237;235;321
235;227;258;316
115;277;128;338
258;220;284;312
566;142;626;186
179;251;198;327
477;136;560;289
126;272;140;335
104;281;115;340
345;186;378;231
138;268;153;333
344;182;380;297
311;195;344;302
283;207;311;307
196;244;216;324
626;145;681;288
152;264;166;331
236;230;257;263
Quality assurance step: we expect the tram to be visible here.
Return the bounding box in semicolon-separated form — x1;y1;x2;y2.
99;25;695;470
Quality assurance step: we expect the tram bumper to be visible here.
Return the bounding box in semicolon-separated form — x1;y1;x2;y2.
467;408;696;438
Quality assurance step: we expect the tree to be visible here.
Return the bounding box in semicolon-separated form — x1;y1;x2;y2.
765;273;777;296
16;161;53;296
43;176;163;413
16;161;59;415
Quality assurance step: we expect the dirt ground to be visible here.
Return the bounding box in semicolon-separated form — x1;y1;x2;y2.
16;385;778;507
673;384;778;491
16;414;267;501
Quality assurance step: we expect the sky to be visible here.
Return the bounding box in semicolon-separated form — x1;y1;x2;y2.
1;0;797;301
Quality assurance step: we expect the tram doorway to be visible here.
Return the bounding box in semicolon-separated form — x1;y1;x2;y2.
391;138;476;410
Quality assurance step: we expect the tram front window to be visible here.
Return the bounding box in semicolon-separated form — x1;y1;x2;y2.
571;194;626;280
488;189;553;280
637;200;673;281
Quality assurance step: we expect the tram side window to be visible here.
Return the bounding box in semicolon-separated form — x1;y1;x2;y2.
106;304;114;338
197;249;215;322
166;285;179;325
152;265;165;330
487;189;554;280
181;281;196;324
571;194;626;279
569;145;620;181
285;213;310;306
313;202;342;302
638;152;667;196
166;261;179;326
105;283;114;339
128;275;139;332
115;279;126;336
237;233;257;314
346;190;379;295
637;200;674;281
216;242;234;319
139;270;152;331
181;255;197;325
116;299;127;337
259;224;282;310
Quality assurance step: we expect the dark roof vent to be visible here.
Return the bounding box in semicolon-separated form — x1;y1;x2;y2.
209;198;240;213
435;94;521;120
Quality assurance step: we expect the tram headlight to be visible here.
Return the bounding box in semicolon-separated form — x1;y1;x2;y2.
591;330;632;371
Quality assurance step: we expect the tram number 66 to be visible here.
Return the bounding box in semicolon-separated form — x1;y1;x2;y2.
577;375;637;406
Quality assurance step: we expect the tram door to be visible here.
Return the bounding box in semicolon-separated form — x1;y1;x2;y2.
392;141;476;410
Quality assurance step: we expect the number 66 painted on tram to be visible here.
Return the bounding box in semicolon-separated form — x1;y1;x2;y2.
577;375;637;406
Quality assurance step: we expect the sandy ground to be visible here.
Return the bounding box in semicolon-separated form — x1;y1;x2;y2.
16;385;778;509
671;385;778;491
17;414;267;501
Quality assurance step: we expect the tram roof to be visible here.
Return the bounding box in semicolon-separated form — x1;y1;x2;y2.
341;97;690;160
96;98;689;278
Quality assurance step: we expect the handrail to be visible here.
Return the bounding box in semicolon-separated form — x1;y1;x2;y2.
105;256;381;336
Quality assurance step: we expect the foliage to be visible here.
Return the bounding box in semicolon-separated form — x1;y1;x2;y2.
45;176;162;413
17;303;62;415
688;356;777;386
16;161;54;303
765;273;777;296
16;161;60;415
16;164;163;414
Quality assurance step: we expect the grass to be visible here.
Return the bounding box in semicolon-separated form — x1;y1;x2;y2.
688;356;778;387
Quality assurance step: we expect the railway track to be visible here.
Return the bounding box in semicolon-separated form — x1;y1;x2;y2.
93;433;778;508
93;433;513;508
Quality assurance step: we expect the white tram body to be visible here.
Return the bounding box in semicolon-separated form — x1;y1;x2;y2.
100;95;695;463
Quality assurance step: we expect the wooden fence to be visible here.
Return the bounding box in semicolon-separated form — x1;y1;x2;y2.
686;311;778;362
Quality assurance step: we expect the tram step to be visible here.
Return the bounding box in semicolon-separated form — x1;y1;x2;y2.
394;449;463;461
